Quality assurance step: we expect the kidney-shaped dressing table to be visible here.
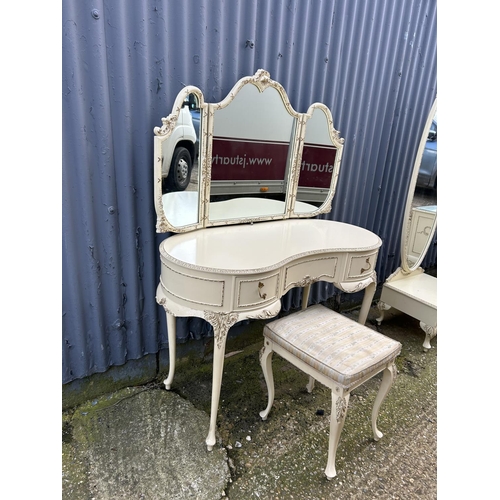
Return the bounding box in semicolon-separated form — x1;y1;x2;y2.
153;70;382;450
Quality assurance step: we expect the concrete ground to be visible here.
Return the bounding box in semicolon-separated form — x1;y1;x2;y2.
62;304;437;499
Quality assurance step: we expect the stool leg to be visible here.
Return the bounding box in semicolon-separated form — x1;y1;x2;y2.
325;392;350;480
306;375;315;393
259;340;275;420
371;363;396;441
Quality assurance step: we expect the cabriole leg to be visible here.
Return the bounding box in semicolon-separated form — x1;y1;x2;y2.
325;392;350;480
259;340;275;421
420;322;437;351
163;312;176;390
358;281;376;325
376;301;391;325
371;363;396;441
205;322;232;451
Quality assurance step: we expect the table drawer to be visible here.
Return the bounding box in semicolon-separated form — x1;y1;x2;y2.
283;256;339;292
346;252;378;279
236;273;280;308
161;264;226;308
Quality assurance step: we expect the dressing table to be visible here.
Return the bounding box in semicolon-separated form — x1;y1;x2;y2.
153;70;382;450
377;99;437;350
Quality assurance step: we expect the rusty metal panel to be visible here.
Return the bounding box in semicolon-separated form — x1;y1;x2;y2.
62;0;437;383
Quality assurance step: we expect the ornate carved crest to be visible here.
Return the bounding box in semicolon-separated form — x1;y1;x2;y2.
250;69;272;90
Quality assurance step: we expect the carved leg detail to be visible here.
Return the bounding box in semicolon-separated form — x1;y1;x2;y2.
325;392;350;480
371;363;396;441
163;312;177;390
420;322;437;351
259;341;275;421
376;301;391;325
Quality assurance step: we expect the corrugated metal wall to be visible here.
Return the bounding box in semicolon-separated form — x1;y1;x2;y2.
62;0;437;384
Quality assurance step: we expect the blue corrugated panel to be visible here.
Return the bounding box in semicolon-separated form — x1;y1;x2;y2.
62;0;437;384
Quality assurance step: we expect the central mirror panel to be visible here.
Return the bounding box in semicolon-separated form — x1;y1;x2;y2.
208;81;297;222
153;70;345;233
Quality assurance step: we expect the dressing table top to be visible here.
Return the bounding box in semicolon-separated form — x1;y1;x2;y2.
160;218;382;274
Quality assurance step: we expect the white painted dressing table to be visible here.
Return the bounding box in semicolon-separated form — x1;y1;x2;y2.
156;218;381;449
153;70;384;450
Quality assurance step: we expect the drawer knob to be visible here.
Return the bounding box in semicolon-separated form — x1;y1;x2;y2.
360;258;371;274
258;282;267;299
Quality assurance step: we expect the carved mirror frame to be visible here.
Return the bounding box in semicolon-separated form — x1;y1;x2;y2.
154;70;344;233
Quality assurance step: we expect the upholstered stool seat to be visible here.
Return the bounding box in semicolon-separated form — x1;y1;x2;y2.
259;304;402;479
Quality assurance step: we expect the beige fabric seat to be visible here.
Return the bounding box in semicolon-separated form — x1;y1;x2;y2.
259;304;402;479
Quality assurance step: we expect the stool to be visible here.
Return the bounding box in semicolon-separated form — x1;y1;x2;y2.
259;304;402;479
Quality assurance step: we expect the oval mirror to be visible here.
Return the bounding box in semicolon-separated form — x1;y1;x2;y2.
401;98;437;273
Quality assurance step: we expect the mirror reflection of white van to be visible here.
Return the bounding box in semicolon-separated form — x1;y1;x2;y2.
162;99;198;191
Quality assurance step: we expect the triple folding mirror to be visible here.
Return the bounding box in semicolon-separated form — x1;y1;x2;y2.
154;70;344;233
